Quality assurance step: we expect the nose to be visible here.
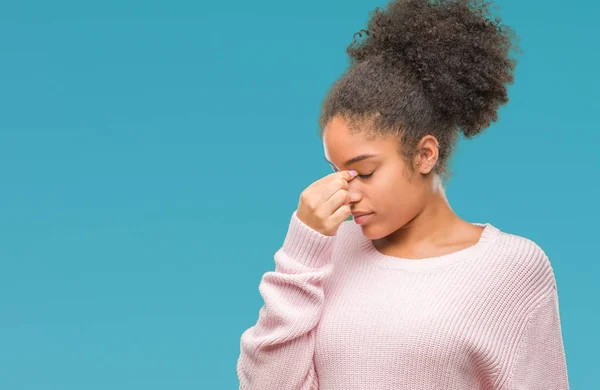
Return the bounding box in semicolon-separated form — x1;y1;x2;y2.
349;191;361;202
348;183;361;201
348;179;362;197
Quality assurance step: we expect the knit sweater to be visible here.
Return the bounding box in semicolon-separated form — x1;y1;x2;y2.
236;209;570;390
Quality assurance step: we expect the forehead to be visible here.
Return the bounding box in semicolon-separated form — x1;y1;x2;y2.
323;116;382;166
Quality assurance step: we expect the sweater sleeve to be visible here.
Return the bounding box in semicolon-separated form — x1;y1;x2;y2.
503;283;570;390
236;210;337;390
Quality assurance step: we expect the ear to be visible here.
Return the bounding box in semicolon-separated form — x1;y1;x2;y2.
415;136;440;173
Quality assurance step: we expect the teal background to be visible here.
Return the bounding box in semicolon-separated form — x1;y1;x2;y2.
0;0;597;388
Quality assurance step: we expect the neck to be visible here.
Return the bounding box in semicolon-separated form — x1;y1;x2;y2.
376;181;464;251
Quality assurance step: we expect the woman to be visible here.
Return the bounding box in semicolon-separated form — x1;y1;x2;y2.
237;0;569;389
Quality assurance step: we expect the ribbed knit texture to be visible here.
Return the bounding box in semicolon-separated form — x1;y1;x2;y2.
236;209;570;390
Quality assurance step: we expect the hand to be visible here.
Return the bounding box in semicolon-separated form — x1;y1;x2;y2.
296;169;360;236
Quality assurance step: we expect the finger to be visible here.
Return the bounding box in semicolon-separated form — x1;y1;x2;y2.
321;187;354;219
313;170;358;205
313;169;357;189
327;203;352;232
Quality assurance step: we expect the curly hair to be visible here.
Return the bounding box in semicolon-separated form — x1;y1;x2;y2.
318;0;522;184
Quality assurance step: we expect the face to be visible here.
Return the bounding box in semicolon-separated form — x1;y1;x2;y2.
323;115;440;240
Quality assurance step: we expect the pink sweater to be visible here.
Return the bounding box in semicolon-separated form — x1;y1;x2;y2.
236;210;570;389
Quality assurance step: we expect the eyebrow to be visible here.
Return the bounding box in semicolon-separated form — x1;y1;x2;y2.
324;153;379;169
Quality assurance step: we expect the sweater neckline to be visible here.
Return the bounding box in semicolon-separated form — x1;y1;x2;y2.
360;222;501;271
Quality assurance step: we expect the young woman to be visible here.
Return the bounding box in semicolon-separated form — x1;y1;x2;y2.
237;0;569;389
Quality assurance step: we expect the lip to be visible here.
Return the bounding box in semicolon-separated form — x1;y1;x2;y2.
351;211;372;218
353;212;374;225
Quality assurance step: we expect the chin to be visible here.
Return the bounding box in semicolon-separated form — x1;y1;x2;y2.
357;224;385;240
360;217;409;241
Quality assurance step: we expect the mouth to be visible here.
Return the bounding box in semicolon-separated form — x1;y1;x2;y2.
353;213;374;225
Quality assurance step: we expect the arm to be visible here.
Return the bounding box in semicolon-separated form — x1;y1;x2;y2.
236;210;337;390
501;283;570;390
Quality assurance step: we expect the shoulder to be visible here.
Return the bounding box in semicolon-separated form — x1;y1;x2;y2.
339;218;355;233
488;227;557;295
336;219;360;243
496;229;554;271
327;219;363;264
329;219;357;249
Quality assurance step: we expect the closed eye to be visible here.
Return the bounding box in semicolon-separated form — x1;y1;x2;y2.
329;164;373;179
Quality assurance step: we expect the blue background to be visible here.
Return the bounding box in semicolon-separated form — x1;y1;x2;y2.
0;0;597;388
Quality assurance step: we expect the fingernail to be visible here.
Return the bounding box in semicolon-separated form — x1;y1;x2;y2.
349;169;357;176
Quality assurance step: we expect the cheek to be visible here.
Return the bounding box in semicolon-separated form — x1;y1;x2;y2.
374;172;415;210
377;168;406;192
369;174;396;204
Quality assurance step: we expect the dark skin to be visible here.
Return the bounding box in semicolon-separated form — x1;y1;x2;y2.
323;115;484;260
319;0;520;188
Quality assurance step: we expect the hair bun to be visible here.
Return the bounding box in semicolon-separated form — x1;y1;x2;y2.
346;0;521;138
